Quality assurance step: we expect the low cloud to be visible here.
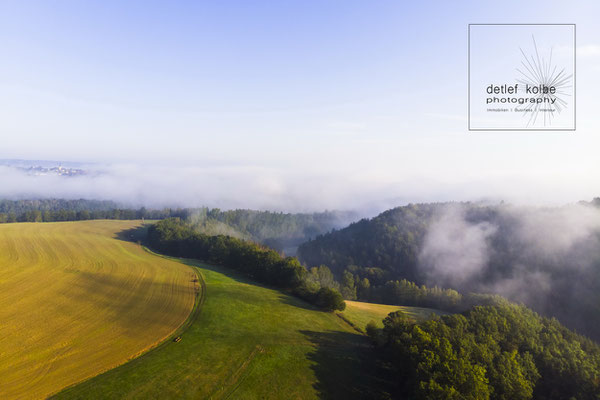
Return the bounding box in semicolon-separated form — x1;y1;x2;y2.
0;159;598;216
418;203;600;308
419;205;496;287
0;163;395;213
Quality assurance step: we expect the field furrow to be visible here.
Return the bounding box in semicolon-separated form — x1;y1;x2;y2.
0;220;196;400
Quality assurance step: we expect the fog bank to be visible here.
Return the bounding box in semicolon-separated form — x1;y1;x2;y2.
419;203;600;308
0;160;598;214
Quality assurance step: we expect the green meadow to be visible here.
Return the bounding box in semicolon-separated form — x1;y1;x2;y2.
54;256;392;399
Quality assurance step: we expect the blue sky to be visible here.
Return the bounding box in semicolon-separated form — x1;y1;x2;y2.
1;1;599;209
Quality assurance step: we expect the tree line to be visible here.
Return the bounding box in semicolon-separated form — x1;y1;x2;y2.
0;199;200;223
0;208;192;223
310;263;507;314
147;218;345;311
0;199;119;214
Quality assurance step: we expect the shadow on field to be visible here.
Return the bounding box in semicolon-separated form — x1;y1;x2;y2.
188;262;270;286
277;294;321;311
300;330;394;400
193;263;323;312
148;256;334;313
114;225;149;244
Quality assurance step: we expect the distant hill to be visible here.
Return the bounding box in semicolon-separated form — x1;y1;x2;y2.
297;203;442;280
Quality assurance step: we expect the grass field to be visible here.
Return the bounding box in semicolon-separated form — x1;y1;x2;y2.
53;257;392;399
341;300;449;331
0;220;197;399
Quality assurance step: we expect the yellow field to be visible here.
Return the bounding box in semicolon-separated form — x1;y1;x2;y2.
341;300;449;331
0;220;197;400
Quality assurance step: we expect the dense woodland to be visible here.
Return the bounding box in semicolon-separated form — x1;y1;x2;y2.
368;304;600;399
298;200;600;341
298;203;438;281
310;263;511;314
147;218;345;311
333;265;464;310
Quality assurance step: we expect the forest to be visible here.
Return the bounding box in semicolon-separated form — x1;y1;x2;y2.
298;200;600;341
367;304;600;399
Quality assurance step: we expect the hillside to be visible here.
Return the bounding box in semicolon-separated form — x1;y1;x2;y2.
297;201;600;341
0;220;196;399
297;203;441;281
53;260;391;399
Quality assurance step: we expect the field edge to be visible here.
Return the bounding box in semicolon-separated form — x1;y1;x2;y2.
48;245;205;399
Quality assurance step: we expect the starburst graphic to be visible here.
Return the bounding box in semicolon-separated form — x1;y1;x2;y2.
516;35;572;127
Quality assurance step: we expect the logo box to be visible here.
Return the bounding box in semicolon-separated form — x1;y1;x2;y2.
468;24;576;131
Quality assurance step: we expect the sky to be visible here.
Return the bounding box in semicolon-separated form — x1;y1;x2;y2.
1;0;599;211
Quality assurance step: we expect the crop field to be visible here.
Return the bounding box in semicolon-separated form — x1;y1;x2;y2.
54;259;391;399
0;220;197;399
341;300;449;331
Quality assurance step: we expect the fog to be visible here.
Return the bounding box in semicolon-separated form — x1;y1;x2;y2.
418;205;497;288
419;202;600;309
1;160;599;217
0;163;387;214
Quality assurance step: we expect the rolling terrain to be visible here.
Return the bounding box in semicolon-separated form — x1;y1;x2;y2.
53;259;392;399
0;220;197;399
2;219;446;399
